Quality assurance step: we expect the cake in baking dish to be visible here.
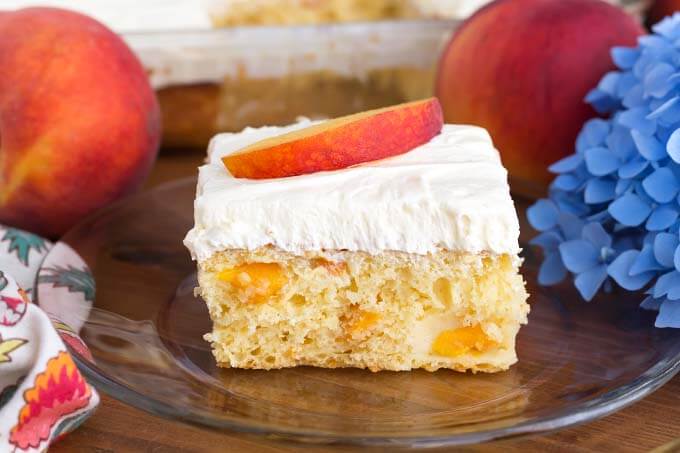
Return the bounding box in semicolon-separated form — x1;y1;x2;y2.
184;101;529;372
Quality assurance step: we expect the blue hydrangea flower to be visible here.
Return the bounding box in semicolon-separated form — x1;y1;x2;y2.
528;13;680;328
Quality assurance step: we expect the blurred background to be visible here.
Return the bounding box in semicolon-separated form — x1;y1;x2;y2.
0;0;651;150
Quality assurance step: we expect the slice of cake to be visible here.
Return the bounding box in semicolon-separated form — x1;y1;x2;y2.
184;100;529;372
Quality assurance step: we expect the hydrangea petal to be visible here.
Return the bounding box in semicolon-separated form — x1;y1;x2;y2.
611;46;640;69
582;222;612;249
655;299;680;328
654;233;679;268
538;252;568;286
668;281;680;300
559;240;598;273
615;178;634;195
669;72;680;84
670;221;680;234
574;265;608;301
585;178;616;204
637;34;673;52
598;71;620;96
632;52;652;79
622;84;645;109
675;245;680;272
607;124;636;159
659;105;680;127
576;118;610;152
553;174;583;191
608;250;655;290
631;244;665;275
643;42;677;67
587;209;610;223
640;295;663;311
553;193;590;217
617;73;638;101
608;193;652;226
635;180;655;205
631;130;666;161
549;154;584;173
643;63;675;98
530;231;563;251
653;270;680;298
647;96;680;121
647;205;679;231
644;231;658;246
618;157;649;179
657;124;675;144
584;89;618;114
584;147;620;176
642;167;680;203
527;199;559;231
619;108;656;135
653;15;680;39
666;128;680;163
557;212;585;240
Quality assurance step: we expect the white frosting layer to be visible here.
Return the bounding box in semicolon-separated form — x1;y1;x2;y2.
184;121;520;261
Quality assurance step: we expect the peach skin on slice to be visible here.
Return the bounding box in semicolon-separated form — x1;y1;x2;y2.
222;97;443;179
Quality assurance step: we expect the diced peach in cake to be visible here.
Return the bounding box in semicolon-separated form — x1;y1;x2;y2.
312;258;348;275
198;248;528;372
222;98;443;179
347;311;380;333
340;308;381;341
431;325;496;357
218;263;285;303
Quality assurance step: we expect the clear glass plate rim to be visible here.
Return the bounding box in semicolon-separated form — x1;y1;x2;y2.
41;177;680;448
68;348;680;448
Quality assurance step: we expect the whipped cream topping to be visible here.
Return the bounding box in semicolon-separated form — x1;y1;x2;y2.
184;121;520;261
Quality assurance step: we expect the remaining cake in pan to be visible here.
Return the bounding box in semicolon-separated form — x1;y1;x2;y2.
184;101;529;373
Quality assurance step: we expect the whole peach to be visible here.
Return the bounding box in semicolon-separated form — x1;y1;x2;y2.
436;0;643;196
0;8;160;237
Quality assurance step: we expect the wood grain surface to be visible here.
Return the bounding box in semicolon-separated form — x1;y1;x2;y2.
50;151;680;453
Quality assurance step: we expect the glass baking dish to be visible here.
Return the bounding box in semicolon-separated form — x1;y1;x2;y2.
122;19;458;149
121;0;646;150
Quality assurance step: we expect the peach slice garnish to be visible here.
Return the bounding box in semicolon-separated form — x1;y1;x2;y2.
223;97;443;179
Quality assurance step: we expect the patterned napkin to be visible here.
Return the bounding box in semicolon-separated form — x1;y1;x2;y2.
0;225;98;452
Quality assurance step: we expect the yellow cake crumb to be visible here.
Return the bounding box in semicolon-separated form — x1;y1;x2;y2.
198;247;529;373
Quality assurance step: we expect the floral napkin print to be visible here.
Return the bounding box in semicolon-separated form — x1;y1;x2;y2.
0;225;98;452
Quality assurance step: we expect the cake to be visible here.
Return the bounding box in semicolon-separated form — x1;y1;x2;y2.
184;100;529;372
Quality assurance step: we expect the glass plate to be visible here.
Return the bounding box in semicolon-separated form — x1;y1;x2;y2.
36;177;680;449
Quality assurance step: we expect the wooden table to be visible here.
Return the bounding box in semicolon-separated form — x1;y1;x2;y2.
51;152;680;452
